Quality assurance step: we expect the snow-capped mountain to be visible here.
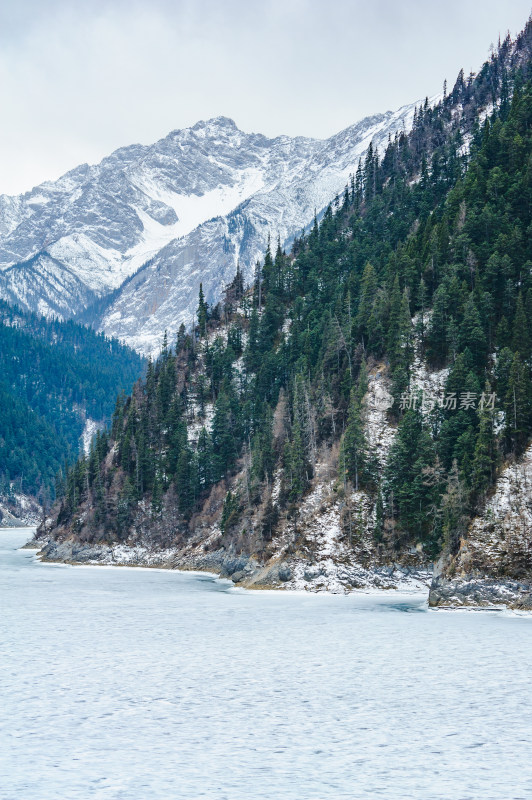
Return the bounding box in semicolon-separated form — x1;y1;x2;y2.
0;105;418;353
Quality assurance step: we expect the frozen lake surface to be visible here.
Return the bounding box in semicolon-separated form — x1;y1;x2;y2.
1;528;532;800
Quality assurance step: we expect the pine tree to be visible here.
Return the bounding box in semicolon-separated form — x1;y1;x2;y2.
262;235;274;294
512;292;531;359
416;278;428;347
176;446;194;517
151;469;163;515
367;291;387;356
220;490;240;534
244;307;260;373
196;427;213;490
261;496;279;541
355;262;377;343
251;406;274;484
426;283;450;364
283;414;309;501
211;387;238;480
386;274;403;366
471;384;497;502
504;352;532;454
197;283;208;338
370;484;383;541
460;294;487;368
441;460;469;555
385;407;442;544
341;363;372;491
176;322;187;352
116;477;136;538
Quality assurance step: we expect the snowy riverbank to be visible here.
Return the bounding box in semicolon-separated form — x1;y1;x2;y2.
29;531;432;595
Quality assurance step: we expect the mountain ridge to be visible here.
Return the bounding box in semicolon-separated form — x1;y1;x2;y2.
0;104;419;352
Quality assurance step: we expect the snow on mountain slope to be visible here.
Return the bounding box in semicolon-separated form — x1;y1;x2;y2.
0;107;418;352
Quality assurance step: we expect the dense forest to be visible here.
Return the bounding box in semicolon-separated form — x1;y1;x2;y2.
51;25;532;565
0;301;145;500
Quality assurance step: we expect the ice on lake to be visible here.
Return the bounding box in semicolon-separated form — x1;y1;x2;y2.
1;528;531;799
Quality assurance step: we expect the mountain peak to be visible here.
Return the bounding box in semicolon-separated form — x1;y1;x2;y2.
207;115;238;128
0;103;419;352
190;116;239;134
164;116;240;143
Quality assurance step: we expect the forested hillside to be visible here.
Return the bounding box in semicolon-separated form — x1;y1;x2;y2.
0;301;144;501
42;25;532;596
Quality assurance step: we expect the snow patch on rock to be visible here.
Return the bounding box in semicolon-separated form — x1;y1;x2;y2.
466;443;532;571
365;364;396;467
80;418;104;456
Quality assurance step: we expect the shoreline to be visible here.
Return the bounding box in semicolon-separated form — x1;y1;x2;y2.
32;548;434;602
27;550;532;613
29;535;433;596
14;529;532;613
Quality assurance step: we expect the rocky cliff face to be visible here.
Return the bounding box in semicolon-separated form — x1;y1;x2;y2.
430;444;532;609
0;491;41;527
0;107;418;353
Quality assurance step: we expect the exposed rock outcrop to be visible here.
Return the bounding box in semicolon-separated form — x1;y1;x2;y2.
429;444;532;609
0;492;41;528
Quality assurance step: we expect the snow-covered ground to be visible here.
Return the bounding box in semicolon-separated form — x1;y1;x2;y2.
3;527;532;800
80;418;104;456
365;364;396;467
249;454;430;596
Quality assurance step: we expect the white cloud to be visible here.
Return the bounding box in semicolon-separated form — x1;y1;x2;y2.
0;0;530;194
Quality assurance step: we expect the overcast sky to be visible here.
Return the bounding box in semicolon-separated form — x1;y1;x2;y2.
0;0;530;195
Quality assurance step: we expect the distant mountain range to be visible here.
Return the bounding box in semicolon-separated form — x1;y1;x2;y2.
0;105;421;353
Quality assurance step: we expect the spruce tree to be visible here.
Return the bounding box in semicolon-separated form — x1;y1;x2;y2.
385;407;441;545
355;262;377;344
176;446;194;517
471;384;497;502
197;283;208;338
341;362;371;491
512;292;531;359
504;352;532;454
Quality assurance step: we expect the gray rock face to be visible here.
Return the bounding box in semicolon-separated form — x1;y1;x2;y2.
0;108;418;353
278;565;292;582
230;570;247;584
428;444;532;610
39;539;116;564
429;575;532;610
303;566;326;582
0;492;42;527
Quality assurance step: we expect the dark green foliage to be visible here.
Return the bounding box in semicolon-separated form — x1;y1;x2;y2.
0;301;144;496
211;383;241;481
220;490;240;534
251;406;275;485
197;283;208;337
503;352;532;454
176;446;194;518
440;460;469;555
340;362;374;490
260;496;279;541
470;388;498;502
385;407;443;550
56;29;532;553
